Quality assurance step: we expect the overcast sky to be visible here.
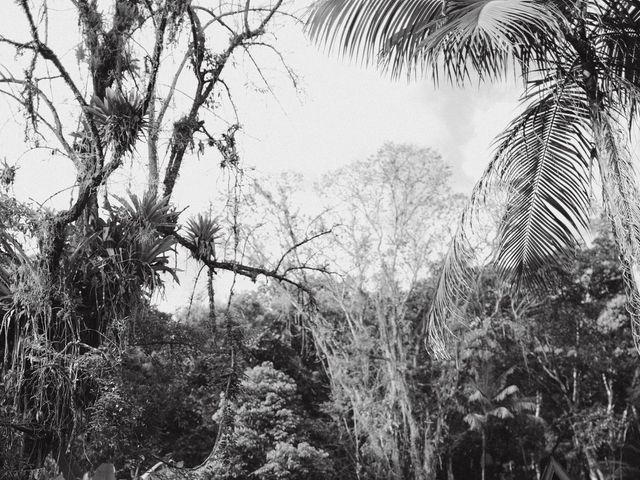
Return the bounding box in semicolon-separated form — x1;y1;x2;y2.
0;1;523;311
227;18;523;191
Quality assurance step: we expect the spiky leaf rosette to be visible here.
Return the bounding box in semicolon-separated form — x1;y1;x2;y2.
86;87;146;155
185;214;223;260
109;192;180;287
113;191;174;232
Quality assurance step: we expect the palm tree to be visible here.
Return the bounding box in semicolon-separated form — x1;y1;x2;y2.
307;1;640;355
463;363;536;480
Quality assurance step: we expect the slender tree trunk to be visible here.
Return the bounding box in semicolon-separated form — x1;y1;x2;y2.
447;451;455;480
572;317;580;404
532;454;540;480
591;108;640;353
207;267;217;337
422;415;441;480
481;430;486;480
584;448;605;480
147;91;159;197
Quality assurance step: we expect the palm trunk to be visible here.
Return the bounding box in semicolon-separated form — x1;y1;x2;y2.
590;108;640;352
481;430;486;480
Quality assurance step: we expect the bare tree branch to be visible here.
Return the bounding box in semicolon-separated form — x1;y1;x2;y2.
274;229;334;272
173;231;315;296
17;0;103;163
0;76;77;162
162;0;284;199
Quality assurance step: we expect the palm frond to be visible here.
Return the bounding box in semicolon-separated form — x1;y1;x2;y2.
425;78;593;355
307;0;565;81
489;406;514;419
422;205;480;356
494;384;519;402
590;1;640;124
307;0;443;78
463;412;486;431
487;79;592;285
468;389;489;405
514;400;537;413
578;1;640;118
416;0;565;83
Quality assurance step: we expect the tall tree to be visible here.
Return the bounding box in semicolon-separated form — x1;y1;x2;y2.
307;0;640;354
308;143;463;479
0;1;318;475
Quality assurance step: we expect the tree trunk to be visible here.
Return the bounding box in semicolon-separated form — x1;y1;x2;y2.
590;108;640;353
447;452;455;480
584;448;605;480
207;267;217;337
481;430;486;480
147;91;159;197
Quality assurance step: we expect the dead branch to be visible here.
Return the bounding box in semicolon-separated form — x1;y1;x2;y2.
17;0;103;163
173;231;315;296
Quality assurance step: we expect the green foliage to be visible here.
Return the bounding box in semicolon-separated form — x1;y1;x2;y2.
0;189;182;475
207;361;334;480
74;309;219;476
255;442;332;480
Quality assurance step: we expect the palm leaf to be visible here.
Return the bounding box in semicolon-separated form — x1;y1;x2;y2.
307;0;443;78
489;406;514;419
307;0;565;81
415;0;565;83
424;78;593;355
463;412;486;431
468;389;489;405
494;384;519;402
422;209;479;355
489;80;592;284
514;400;537;413
589;1;640;128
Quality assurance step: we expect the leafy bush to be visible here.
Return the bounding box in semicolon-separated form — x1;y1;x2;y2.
209;362;334;480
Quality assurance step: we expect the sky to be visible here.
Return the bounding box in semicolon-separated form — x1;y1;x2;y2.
0;1;523;312
225;20;523;191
